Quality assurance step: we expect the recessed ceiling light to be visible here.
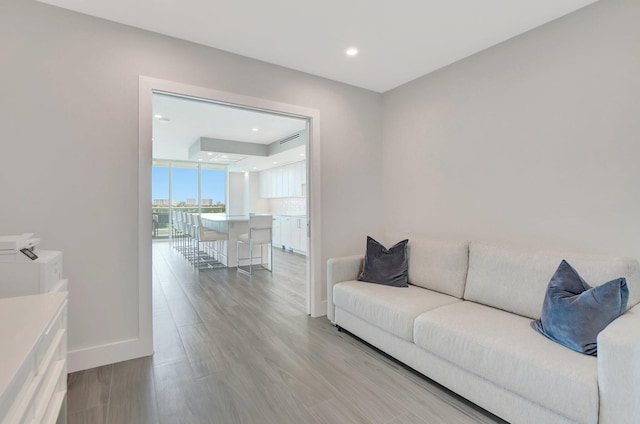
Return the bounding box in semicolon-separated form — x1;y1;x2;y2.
299;153;305;157
154;114;162;119
253;167;258;170
272;161;278;164
252;128;259;132
207;152;213;156
198;159;203;162
346;47;358;57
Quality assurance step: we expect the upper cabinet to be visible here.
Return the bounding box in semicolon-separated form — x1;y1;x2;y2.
259;161;306;198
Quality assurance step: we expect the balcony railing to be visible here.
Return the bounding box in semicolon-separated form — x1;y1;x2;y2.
152;206;226;239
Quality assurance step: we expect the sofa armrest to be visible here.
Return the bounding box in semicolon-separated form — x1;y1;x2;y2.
326;255;364;323
597;303;640;423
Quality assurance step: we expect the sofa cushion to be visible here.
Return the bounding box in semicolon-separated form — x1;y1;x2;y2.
333;280;461;342
385;232;469;298
531;260;628;355
358;236;409;287
464;242;640;319
414;301;598;424
408;238;469;298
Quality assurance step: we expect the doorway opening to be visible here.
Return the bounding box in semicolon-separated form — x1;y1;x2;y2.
139;77;322;356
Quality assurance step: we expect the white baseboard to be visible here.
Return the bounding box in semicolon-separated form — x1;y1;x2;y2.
67;337;153;373
313;300;327;318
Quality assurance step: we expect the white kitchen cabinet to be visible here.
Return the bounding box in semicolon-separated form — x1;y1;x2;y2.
258;168;273;198
290;217;307;254
258;161;306;198
273;215;307;255
273;167;281;197
292;162;303;197
271;216;281;247
258;170;268;198
280;216;293;247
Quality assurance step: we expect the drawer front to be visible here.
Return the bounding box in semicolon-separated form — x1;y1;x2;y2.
39;363;67;424
0;352;37;424
33;358;66;424
35;302;67;373
11;389;36;424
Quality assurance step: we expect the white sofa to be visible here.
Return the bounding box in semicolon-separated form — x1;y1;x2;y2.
327;237;640;424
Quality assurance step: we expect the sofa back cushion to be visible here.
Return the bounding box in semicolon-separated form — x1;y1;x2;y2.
385;233;469;298
464;242;640;319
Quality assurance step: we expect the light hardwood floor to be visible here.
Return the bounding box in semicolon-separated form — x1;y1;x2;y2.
67;241;505;424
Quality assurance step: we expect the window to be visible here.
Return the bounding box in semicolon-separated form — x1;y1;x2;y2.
171;163;199;212
201;165;226;213
152;160;226;238
152;162;170;238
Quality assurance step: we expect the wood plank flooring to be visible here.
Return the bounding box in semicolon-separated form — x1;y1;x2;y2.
67;241;505;424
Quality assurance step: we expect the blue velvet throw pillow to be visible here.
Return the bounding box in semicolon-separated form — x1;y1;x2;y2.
531;260;628;356
358;236;409;287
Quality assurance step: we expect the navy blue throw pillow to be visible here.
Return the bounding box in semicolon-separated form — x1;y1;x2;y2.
358;236;409;287
531;260;628;356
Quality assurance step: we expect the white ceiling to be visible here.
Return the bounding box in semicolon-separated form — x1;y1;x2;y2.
37;0;597;93
152;93;307;171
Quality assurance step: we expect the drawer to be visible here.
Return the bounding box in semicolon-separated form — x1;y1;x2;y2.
0;350;36;424
9;331;64;424
35;302;67;374
40;367;66;424
33;359;66;424
11;388;37;424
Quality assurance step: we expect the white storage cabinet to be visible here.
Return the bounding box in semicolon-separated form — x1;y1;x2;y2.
0;292;68;424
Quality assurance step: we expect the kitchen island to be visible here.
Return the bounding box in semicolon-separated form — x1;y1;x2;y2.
199;214;271;268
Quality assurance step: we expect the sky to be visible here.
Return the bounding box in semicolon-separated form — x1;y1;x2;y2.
152;166;225;203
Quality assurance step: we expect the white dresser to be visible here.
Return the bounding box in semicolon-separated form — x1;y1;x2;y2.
0;251;66;298
0;292;68;424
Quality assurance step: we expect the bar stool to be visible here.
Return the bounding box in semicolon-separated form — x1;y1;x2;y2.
195;215;228;269
237;215;273;276
176;211;188;256
185;213;199;263
171;211;179;249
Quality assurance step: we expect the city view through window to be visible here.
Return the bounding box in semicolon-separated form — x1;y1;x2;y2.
152;161;226;238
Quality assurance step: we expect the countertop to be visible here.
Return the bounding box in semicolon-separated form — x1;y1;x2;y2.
200;213;251;222
200;213;306;222
0;292;67;396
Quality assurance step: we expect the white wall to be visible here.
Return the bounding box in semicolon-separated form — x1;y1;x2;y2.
0;0;383;370
382;0;640;259
7;0;634;373
227;172;248;216
248;172;269;214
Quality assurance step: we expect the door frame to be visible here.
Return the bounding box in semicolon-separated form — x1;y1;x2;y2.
138;77;323;350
